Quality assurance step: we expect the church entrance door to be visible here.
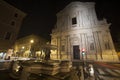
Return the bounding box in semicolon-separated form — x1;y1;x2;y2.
73;45;80;59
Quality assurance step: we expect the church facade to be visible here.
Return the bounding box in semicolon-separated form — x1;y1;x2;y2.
50;2;119;61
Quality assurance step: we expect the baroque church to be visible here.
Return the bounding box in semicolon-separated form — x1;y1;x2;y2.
50;2;119;61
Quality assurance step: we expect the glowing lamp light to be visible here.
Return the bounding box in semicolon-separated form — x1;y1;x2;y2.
82;48;85;55
82;48;85;52
30;40;34;43
22;46;25;49
82;52;85;54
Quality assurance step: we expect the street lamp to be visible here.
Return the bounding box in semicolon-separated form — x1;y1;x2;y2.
30;40;34;44
22;46;25;49
21;46;25;57
29;39;34;57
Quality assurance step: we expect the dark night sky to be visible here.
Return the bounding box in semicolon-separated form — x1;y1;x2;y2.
4;0;120;42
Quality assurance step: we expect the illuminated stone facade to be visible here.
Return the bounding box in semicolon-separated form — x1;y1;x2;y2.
14;34;47;58
51;2;119;61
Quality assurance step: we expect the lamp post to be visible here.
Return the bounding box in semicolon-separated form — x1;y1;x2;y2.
29;39;34;58
21;46;25;57
30;40;34;44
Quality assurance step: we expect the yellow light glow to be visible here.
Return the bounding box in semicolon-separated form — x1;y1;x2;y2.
22;46;25;49
30;40;34;43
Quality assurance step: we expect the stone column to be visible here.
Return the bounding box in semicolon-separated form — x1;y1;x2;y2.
107;31;116;51
79;34;82;60
59;36;62;59
56;37;59;59
93;31;102;60
97;31;103;60
92;32;98;60
107;31;119;61
66;35;69;59
57;36;61;59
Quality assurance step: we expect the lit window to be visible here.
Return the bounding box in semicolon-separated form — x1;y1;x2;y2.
90;43;94;50
72;17;77;25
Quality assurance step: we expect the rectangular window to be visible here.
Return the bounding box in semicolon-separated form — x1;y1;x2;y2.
72;17;77;25
5;32;11;40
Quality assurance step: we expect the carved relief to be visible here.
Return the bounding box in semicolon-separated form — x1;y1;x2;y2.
61;39;66;45
70;37;79;45
87;33;94;43
51;39;57;45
